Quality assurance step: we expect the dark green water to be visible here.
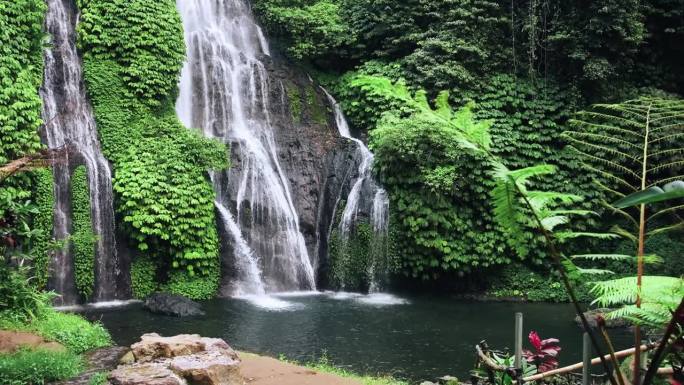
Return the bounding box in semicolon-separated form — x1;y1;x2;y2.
85;293;632;382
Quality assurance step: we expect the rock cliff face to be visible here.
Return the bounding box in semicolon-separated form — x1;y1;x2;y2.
261;56;363;278
216;53;363;289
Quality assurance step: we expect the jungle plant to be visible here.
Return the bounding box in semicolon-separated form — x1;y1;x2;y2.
522;331;561;373
565;98;684;383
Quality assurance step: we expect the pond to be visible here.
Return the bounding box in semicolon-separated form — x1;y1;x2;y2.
84;292;633;382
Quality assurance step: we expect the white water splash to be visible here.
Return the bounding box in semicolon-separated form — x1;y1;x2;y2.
176;0;315;293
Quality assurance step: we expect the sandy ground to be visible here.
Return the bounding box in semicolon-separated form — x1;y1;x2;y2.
239;353;362;385
0;330;65;353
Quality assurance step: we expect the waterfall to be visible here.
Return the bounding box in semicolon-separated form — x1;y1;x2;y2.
176;0;315;293
322;91;390;238
40;0;120;304
214;201;266;296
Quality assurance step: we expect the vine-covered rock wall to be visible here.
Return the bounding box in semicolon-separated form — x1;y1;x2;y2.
76;0;228;299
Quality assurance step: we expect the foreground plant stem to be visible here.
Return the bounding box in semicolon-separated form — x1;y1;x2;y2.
642;299;684;385
516;188;619;385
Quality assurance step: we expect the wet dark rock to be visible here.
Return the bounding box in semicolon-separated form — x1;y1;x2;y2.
575;308;630;329
143;293;205;317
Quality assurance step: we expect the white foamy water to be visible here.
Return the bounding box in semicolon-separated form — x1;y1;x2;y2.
235;294;303;311
355;293;409;306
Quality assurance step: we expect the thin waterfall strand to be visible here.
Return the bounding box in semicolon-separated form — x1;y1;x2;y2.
41;0;120;304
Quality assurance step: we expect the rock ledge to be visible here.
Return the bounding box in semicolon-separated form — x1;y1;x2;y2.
110;333;242;385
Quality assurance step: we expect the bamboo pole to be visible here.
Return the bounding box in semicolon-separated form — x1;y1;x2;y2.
522;343;657;382
582;333;591;385
515;313;523;370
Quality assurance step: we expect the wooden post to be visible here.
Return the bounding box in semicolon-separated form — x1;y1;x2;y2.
583;332;592;385
515;312;523;370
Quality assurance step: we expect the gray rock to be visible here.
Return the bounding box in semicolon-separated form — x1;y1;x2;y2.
170;351;241;385
143;293;205;317
575;308;630;329
109;363;187;385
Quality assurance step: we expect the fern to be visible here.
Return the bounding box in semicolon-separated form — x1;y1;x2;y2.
564;98;684;234
591;276;684;327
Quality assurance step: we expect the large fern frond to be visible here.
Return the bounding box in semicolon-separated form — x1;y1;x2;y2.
591;276;684;327
565;98;684;232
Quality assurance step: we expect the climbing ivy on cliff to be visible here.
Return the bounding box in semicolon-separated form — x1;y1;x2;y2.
76;0;185;107
31;169;54;289
77;0;228;299
70;166;95;300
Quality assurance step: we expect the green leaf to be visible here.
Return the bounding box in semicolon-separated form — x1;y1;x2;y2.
613;181;684;208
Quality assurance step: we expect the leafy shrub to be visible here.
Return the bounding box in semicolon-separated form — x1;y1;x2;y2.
0;265;50;321
486;263;592;303
163;263;220;300
130;256;158;299
362;78;511;278
71;166;96;300
76;0;185;106
77;0;228;295
254;0;352;59
0;348;83;385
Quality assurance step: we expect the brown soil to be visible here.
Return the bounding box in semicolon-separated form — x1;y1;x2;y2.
0;330;65;353
239;353;362;385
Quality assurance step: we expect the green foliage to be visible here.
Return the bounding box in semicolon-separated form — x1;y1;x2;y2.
365;78;511;278
329;222;374;291
0;265;51;321
399;0;508;92
0;305;111;355
0;0;45;166
31;169;54;289
592;276;684;328
163;261;220;300
114;138;222;277
487;263;592;302
76;0;185;106
88;371;109;385
31;311;112;354
335;67;420;132
565;98;684;238
71;166;95;300
77;0;228;295
0;348;83;385
130;256;158;300
0;0;47;267
254;0;352;59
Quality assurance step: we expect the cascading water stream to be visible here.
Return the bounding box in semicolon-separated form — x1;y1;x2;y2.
176;0;315;294
323;91;390;238
323;91;390;292
41;0;119;304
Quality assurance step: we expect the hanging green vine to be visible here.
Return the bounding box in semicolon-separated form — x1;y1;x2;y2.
70;166;95;300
